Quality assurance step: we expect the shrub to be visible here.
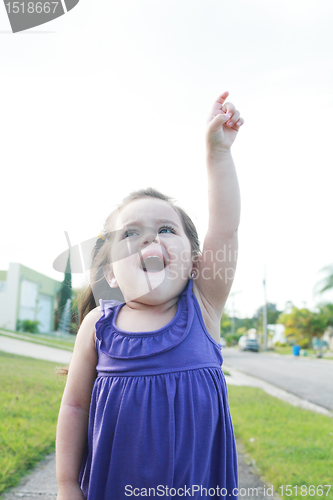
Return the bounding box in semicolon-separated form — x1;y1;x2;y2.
299;338;310;349
274;342;288;347
225;332;243;346
16;319;40;334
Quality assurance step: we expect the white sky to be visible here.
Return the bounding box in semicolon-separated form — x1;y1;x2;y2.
1;0;332;317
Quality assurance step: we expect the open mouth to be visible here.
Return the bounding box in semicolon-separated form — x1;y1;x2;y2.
140;255;165;273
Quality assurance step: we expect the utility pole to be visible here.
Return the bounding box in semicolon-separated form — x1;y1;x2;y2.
263;265;268;351
229;291;242;336
231;294;235;336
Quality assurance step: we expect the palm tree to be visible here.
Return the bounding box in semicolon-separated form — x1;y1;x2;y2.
314;263;333;295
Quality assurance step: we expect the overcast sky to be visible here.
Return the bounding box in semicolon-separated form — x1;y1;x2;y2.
1;0;332;317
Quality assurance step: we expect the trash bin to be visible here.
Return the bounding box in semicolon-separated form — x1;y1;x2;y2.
292;345;301;356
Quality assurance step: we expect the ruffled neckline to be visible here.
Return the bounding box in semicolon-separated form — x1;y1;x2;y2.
95;279;194;359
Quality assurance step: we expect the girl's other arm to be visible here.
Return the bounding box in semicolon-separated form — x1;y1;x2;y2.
56;308;100;499
195;91;243;319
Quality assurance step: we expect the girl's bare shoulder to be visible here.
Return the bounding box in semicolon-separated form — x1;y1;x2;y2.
77;306;102;345
62;307;101;410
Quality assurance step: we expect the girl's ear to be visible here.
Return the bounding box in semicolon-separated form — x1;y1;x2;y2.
190;251;200;279
103;265;118;288
191;267;198;279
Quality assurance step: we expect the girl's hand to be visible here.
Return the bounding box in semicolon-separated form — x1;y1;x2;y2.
206;91;244;152
57;483;85;500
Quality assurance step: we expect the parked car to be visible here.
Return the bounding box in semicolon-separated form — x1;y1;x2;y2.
238;336;259;352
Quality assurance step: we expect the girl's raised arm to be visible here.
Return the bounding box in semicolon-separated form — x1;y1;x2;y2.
56;308;100;500
194;91;243;320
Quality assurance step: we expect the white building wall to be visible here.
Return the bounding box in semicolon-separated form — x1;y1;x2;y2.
18;279;38;321
0;263;20;330
268;324;285;344
36;293;53;333
0;283;7;328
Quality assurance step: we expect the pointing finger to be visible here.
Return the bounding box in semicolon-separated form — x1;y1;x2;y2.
215;91;229;105
207;91;230;121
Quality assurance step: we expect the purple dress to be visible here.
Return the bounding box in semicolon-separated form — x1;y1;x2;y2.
79;279;238;499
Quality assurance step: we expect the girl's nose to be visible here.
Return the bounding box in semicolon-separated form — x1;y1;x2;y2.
141;228;159;247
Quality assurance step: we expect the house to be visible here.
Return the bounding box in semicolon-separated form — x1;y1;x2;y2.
0;263;62;333
322;326;333;350
267;324;285;345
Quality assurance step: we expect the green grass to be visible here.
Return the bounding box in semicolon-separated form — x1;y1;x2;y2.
271;345;294;355
271;345;333;359
0;351;66;496
0;329;75;351
228;386;333;500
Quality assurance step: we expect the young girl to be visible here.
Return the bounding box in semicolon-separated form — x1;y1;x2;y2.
56;91;243;500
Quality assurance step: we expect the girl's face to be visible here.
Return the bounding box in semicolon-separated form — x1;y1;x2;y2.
106;198;194;304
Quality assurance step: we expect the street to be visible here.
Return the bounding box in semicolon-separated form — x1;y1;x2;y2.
222;347;333;411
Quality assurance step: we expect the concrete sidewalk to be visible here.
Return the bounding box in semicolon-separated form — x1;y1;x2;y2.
0;336;72;364
1;441;280;500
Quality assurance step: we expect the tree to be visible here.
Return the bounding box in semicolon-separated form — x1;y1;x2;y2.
56;254;72;330
70;288;79;334
254;303;281;333
220;311;231;336
220;311;256;346
316;303;333;327
236;317;256;331
314;263;333;294
220;312;255;336
277;307;327;347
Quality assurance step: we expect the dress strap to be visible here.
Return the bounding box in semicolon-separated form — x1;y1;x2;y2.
99;299;122;314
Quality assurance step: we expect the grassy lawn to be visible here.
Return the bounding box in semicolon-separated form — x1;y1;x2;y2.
0;329;75;351
271;345;296;355
228;385;333;500
0;351;66;496
269;345;333;359
228;344;333;360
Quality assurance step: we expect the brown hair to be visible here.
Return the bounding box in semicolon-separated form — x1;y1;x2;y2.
77;187;201;326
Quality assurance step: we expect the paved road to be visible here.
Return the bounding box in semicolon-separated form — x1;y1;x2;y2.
222;348;333;411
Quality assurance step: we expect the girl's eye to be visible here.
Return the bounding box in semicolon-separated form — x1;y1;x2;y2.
159;225;175;234
124;225;175;238
124;229;138;238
